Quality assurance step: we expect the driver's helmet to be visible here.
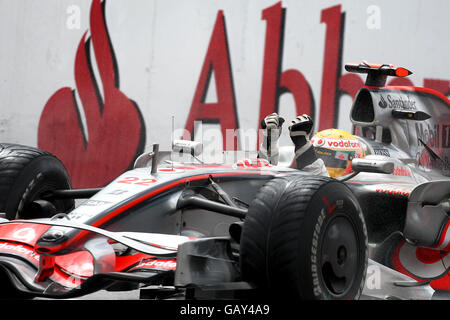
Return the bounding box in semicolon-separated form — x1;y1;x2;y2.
310;129;366;178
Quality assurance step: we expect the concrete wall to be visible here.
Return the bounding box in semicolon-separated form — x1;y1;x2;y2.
0;0;448;187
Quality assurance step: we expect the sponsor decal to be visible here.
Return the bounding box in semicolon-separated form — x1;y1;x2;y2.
392;166;412;176
321;196;337;215
68;211;97;221
415;122;450;176
173;165;197;170
335;151;349;160
444;157;450;176
378;94;417;110
0;242;40;263
81;200;112;207
107;189;129;195
12;228;36;243
132;259;177;271
311;208;326;297
233;158;271;169
323;138;361;150
416;123;441;149
378;95;388;108
416;149;450;176
311;138;326;147
375;188;410;196
157;167;185;173
443;125;450;149
373;148;390;157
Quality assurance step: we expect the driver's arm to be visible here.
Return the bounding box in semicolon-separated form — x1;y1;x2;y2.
288;115;329;176
257;113;284;165
258;113;329;176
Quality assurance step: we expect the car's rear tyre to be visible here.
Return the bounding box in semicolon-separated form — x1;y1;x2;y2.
0;143;74;219
240;175;368;300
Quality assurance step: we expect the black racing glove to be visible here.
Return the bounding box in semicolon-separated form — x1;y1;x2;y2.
288;114;317;169
289;114;313;144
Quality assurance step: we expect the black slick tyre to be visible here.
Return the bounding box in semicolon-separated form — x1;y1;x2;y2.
0;143;74;219
240;175;368;300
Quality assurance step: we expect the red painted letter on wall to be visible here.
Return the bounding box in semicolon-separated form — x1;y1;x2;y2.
184;10;239;150
258;2;314;144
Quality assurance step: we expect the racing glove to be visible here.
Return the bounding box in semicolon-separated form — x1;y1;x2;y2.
289;114;320;170
258;113;285;165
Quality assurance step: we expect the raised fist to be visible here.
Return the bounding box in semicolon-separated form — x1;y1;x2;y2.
258;113;285;164
288;114;314;140
261;113;285;142
289;114;318;169
261;112;285;131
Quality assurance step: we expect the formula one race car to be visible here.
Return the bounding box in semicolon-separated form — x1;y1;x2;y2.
0;62;448;300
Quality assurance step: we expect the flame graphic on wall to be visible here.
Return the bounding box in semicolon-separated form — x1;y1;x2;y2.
38;0;146;188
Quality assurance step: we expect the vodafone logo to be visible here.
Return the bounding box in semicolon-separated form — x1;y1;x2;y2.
0;242;40;263
312;138;360;150
13;228;36;243
311;138;325;147
324;139;361;150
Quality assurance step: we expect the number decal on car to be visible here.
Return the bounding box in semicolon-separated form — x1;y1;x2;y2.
117;177;157;186
117;177;139;184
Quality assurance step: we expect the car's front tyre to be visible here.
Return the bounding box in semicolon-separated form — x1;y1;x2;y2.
0;143;73;219
240;175;368;300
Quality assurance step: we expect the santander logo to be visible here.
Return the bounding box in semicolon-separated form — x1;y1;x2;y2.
38;0;146;188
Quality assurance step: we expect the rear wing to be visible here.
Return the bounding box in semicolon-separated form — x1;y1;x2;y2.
347;61;450;175
345;61;412;87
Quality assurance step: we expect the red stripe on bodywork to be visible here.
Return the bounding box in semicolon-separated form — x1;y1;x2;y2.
391;240;423;282
92;171;267;227
36;171;272;254
434;221;450;250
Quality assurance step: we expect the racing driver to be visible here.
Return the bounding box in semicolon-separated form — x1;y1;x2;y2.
258;113;366;178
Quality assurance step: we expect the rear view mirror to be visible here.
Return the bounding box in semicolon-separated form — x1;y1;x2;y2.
134;144;159;173
351;158;394;174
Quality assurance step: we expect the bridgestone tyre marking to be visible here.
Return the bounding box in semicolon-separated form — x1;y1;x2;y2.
16;173;44;219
